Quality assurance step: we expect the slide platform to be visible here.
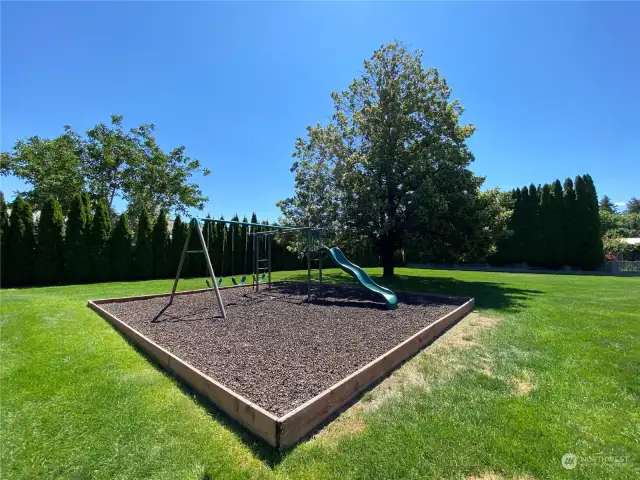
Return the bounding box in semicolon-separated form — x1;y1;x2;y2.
321;246;398;310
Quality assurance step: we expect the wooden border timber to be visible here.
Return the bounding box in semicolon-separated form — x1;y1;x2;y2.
87;284;474;449
277;297;474;448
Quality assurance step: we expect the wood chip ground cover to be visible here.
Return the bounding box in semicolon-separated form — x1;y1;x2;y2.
100;283;463;416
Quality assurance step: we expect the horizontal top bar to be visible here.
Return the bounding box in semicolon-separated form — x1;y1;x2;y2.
253;226;322;236
194;217;295;230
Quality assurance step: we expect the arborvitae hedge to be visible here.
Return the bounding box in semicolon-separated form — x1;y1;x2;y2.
171;215;188;275
205;217;219;277
110;213;133;280
152;208;171;278
65;193;90;284
492;174;603;270
0;193;9;285
583;174;603;269
185;218;204;278
229;215;243;277
81;191;91;221
89;200;111;282
134;211;154;279
526;184;542;265
538;184;553;268
549;180;566;267
215;216;227;277
563;178;578;267
6;196;36;286
240;217;249;275
37;197;65;285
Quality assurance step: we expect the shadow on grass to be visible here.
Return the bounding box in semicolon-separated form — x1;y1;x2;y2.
285;272;541;312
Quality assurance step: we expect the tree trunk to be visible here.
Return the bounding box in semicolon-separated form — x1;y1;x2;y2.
380;242;395;278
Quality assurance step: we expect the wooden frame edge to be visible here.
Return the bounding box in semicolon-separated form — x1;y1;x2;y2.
275;297;475;449
87;300;279;447
88;283;474;450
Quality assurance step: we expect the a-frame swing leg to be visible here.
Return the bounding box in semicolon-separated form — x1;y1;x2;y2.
169;225;192;304
169;218;227;320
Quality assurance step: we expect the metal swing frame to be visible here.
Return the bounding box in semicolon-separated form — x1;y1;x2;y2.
169;217;309;319
169;218;227;319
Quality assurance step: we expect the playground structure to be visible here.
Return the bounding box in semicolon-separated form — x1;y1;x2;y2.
88;216;474;449
169;217;398;318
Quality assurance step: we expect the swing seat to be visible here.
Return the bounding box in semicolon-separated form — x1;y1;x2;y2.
258;273;266;282
232;275;247;286
205;279;212;288
217;277;223;286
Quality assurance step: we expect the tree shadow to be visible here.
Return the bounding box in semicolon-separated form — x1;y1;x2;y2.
284;272;541;312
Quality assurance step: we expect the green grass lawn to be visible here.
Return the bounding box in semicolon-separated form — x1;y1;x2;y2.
1;268;638;479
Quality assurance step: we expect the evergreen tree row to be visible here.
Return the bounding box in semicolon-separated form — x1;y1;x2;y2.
0;192;312;287
492;174;603;270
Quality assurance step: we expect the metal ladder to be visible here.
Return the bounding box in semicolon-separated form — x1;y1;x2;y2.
169;218;227;319
306;230;323;298
254;233;272;293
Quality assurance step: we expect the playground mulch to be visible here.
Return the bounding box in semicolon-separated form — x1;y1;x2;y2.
100;282;464;416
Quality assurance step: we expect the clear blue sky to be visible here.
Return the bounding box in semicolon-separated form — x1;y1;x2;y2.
2;1;638;221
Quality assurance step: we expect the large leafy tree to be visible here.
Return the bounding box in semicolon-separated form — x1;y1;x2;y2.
278;42;482;277
37;197;65;285
0;131;84;212
626;197;640;214
599;195;617;214
2;115;210;216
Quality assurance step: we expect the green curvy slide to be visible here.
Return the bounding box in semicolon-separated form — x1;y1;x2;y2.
321;246;398;310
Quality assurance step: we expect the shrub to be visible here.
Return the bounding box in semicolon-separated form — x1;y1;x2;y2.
134;211;154;279
110;213;134;280
37;196;65;285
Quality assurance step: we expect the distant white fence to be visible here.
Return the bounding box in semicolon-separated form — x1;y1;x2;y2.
407;261;640;277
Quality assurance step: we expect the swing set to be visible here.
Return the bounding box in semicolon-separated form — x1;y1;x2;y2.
169;217;324;319
168;216;397;319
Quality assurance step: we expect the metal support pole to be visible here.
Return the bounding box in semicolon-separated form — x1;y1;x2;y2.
307;229;312;298
268;234;272;288
319;251;323;287
254;232;259;293
194;219;227;319
169;223;192;304
319;230;323;287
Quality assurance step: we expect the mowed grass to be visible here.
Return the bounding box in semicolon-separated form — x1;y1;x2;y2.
1;269;638;479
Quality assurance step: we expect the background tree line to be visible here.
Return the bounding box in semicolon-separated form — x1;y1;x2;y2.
0;115;210;219
490;174;603;270
0;191;382;288
599;196;640;259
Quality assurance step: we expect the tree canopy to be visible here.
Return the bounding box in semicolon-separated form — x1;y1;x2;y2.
278;41;484;277
599;195;617;214
1;115;210;215
626;197;640;214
